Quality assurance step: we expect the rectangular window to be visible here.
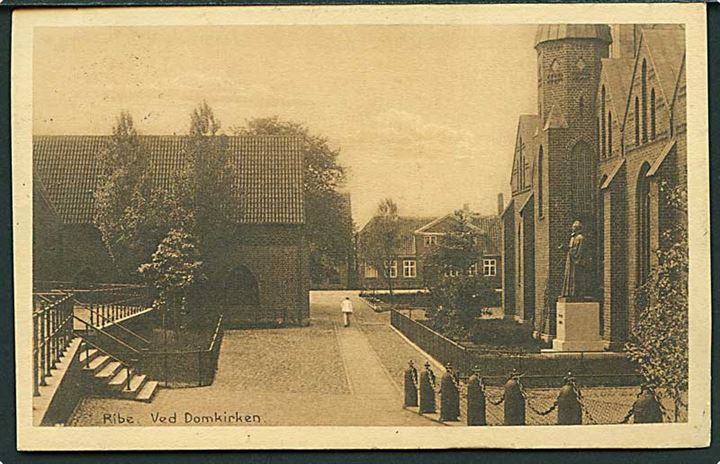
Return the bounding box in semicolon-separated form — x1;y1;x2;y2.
445;268;460;278
468;263;478;276
403;260;417;278
424;235;437;246
364;264;378;279
385;260;398;279
483;259;497;277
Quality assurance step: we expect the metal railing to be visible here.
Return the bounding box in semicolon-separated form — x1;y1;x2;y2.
390;309;641;386
141;314;225;388
32;284;152;397
33;293;75;396
391;308;473;374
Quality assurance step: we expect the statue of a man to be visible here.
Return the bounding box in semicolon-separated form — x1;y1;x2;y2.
560;220;590;298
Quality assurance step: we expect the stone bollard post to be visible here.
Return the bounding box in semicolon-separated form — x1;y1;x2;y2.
466;368;486;426
418;361;437;414
404;361;418;407
440;363;460;422
557;373;582;425
633;387;663;423
503;371;525;425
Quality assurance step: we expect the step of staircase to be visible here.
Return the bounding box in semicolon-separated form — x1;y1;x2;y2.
120;374;147;398
78;348;98;366
108;367;130;389
82;354;112;374
77;343;161;403
95;361;122;381
135;381;159;402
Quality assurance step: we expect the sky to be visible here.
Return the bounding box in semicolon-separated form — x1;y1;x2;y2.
33;25;539;228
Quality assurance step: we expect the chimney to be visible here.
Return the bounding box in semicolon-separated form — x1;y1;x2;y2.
497;193;504;216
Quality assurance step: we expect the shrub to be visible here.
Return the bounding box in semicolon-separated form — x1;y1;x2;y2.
467;319;539;350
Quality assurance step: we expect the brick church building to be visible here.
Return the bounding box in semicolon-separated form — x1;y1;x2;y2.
33;135;310;326
501;25;686;349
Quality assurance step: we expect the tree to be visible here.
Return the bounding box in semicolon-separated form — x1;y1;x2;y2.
138;229;204;342
94;111;153;279
232;117;352;284
182;101;233;248
625;183;688;420
423;209;496;337
358;198;401;295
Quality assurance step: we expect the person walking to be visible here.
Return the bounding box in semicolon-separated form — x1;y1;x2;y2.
341;296;354;327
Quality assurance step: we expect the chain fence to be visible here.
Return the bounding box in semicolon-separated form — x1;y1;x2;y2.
406;364;688;425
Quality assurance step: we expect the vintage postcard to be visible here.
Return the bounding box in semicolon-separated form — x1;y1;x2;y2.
12;3;710;450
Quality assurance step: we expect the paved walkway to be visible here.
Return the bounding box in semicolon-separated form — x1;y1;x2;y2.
69;290;437;426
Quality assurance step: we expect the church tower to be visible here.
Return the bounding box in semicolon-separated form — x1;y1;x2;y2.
531;25;612;338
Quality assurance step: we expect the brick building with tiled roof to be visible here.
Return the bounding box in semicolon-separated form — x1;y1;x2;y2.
501;25;687;349
33;135;310;325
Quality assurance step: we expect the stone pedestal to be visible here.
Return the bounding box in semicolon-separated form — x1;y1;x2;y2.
549;297;605;352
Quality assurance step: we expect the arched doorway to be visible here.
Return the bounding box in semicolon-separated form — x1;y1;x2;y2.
636;162;652;288
224;265;260;306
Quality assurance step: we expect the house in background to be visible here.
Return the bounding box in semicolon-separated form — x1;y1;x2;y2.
33;135;310;326
357;204;503;293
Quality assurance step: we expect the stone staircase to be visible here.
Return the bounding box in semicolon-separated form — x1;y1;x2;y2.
78;345;160;402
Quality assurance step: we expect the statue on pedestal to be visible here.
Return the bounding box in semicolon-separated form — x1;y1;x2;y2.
560;220;590;298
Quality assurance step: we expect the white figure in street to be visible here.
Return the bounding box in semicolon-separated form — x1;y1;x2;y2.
341;296;354;327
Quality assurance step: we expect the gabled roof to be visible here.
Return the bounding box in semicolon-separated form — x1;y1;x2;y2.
600;57;635;123
544;104;568;130
642;28;685;109
359;215;435;256
33;135;305;225
414;212;502;255
511;115;540;193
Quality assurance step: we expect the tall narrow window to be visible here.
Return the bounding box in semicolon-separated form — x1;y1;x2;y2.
641;59;648;143
596;117;601;157
570;141;594;218
634;97;640;145
637;163;652;287
517;225;522;283
650;88;657;140
601;86;606;158
607;111;613;157
537;147;544;218
518;137;525;189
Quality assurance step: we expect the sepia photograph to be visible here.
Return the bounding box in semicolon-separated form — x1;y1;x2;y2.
12;4;710;450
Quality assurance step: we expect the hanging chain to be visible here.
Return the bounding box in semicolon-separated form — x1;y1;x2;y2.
517;374;559;417
569;378;598;425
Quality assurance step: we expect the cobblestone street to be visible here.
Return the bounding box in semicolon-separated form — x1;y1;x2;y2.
69;291;438;426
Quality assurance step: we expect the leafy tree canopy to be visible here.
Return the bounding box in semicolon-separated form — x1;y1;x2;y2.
358;198;401;294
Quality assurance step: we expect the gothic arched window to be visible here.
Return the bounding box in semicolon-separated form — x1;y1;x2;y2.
641;59;648;143
601;85;607;158
608;111;613;157
636;162;652;287
634;96;640;145
596;117;601;158
570;141;594;219
650;88;657;140
538;146;544;218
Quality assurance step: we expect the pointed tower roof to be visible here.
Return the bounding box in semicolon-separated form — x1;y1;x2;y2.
535;24;612;48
